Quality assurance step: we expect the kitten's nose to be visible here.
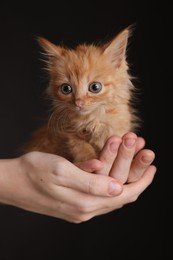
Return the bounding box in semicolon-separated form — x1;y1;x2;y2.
75;99;84;108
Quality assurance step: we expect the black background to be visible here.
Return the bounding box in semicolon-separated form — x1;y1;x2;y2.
0;1;167;259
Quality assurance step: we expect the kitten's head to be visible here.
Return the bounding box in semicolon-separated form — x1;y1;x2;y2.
38;27;134;116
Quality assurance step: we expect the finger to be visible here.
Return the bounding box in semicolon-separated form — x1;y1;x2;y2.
127;149;155;182
56;160;123;196
76;159;103;172
135;137;145;154
75;165;156;221
110;132;137;183
77;136;145;175
47;185;96;222
90;165;157;217
95;135;122;175
52;164;156;221
122;164;157;203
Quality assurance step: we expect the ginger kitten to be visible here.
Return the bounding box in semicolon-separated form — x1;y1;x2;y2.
24;27;140;162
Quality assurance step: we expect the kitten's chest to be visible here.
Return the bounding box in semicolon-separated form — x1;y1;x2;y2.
78;119;103;136
77;119;113;149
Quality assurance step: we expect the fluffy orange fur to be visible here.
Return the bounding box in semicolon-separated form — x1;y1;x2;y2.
24;27;140;162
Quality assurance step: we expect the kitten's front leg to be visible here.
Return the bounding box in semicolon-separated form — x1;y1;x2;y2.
67;138;97;163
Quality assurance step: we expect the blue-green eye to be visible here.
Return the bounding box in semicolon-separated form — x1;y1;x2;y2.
60;84;72;95
88;82;102;93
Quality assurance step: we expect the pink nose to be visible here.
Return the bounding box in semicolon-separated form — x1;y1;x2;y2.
75;99;84;108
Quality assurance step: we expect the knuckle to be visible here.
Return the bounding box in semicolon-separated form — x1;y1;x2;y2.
74;213;93;223
77;198;96;214
88;175;106;195
71;199;95;223
88;175;97;194
53;157;67;177
129;194;139;203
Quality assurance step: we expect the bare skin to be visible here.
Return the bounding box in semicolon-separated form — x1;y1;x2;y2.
0;132;156;223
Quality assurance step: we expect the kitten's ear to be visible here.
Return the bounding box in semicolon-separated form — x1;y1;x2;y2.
37;36;63;56
103;27;131;68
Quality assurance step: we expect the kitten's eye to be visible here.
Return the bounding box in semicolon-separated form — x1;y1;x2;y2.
60;84;72;95
88;82;102;93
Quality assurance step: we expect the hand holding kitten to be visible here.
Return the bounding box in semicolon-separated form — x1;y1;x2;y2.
0;133;156;223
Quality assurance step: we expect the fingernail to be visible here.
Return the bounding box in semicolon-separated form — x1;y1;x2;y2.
108;181;122;195
124;138;136;148
142;155;153;163
110;142;119;153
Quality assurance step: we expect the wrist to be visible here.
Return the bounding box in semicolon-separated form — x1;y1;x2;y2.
0;157;22;205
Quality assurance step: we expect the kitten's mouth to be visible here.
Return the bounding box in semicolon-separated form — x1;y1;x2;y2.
69;105;96;115
74;106;91;114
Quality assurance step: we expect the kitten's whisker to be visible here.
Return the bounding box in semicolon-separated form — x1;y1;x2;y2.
48;102;71;136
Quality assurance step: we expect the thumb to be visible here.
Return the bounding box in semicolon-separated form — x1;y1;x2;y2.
57;161;123;196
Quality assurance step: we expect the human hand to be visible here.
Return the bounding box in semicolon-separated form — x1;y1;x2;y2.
77;132;156;185
95;132;156;184
0;151;121;221
0;132;156;223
